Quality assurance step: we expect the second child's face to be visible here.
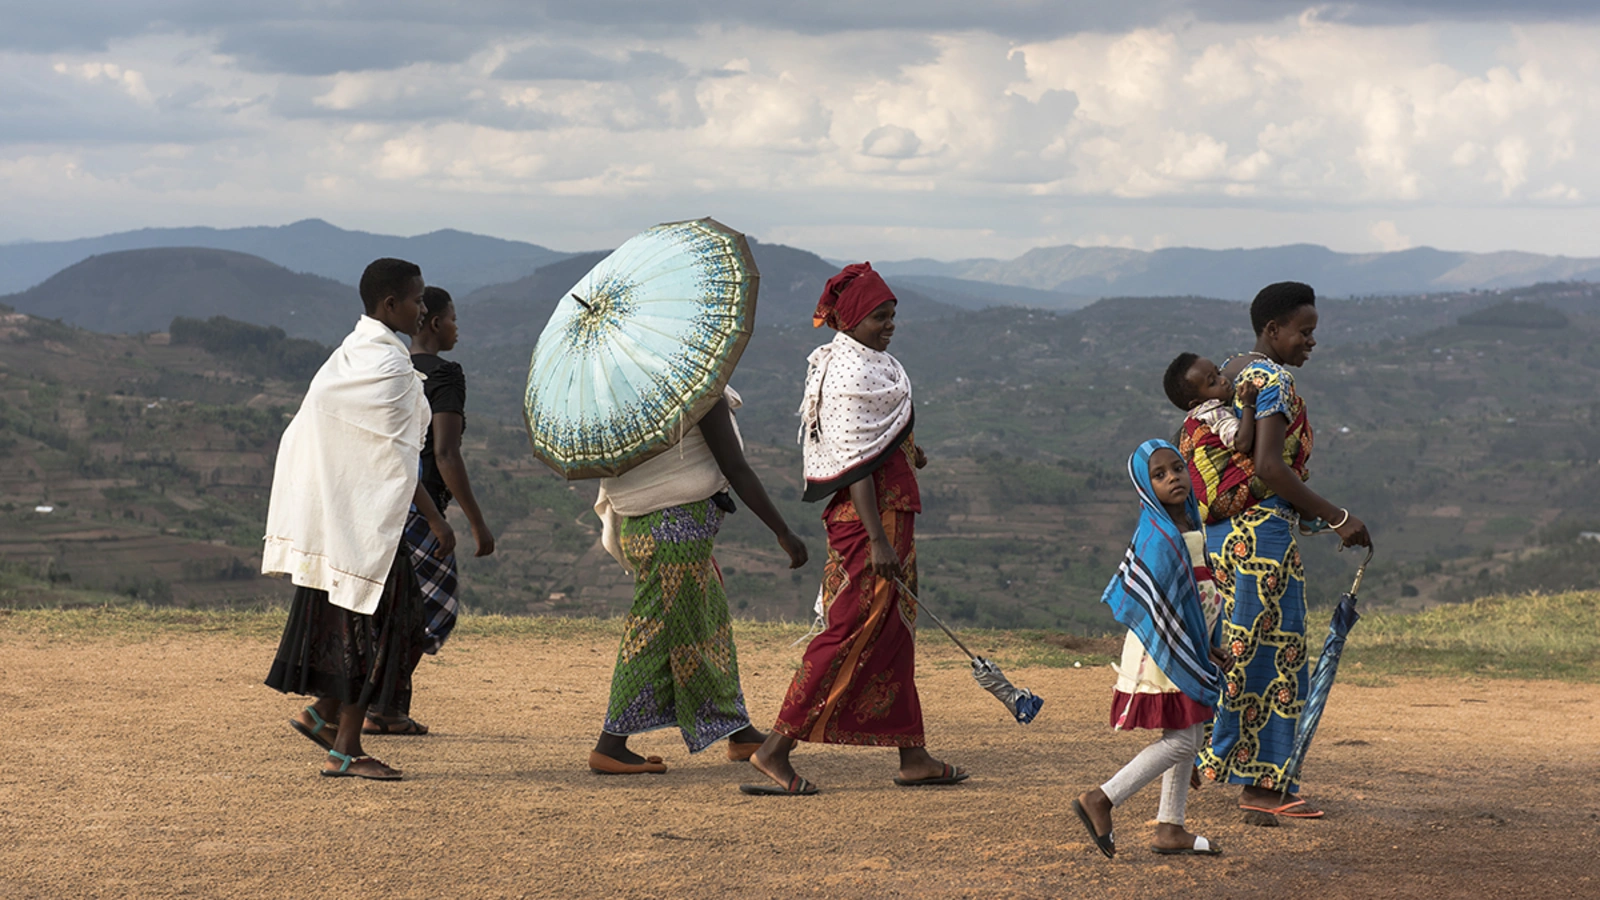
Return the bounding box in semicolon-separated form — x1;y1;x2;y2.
1148;448;1190;508
430;301;459;351
1184;358;1233;406
846;301;897;351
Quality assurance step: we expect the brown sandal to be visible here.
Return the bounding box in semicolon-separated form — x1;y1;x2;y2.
588;750;667;775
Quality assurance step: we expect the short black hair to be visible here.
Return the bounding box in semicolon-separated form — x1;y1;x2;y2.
359;258;422;314
1162;351;1202;410
421;285;453;323
1250;281;1315;335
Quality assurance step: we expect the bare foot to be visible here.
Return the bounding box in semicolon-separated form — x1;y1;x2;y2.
728;725;765;745
592;733;650;766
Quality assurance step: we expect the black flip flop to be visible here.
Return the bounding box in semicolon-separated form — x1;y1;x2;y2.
893;762;969;786
1073;799;1116;859
739;775;819;796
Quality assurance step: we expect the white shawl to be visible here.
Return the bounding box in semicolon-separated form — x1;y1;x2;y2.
261;315;430;614
594;387;743;570
798;331;913;487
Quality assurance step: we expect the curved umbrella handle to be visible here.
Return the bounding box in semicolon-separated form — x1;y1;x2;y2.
1349;546;1375;598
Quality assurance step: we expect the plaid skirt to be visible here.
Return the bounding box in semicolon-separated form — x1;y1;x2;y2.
404;509;460;654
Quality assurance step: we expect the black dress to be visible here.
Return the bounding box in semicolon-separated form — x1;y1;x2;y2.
264;544;425;713
412;353;466;513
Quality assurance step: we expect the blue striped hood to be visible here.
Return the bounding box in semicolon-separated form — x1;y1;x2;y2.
1099;439;1220;707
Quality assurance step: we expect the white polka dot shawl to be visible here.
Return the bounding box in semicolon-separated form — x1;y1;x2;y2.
797;331;913;495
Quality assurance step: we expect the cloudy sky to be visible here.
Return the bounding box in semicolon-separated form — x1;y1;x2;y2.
3;1;1600;260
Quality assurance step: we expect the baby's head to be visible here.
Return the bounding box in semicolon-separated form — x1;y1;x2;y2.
1162;352;1232;411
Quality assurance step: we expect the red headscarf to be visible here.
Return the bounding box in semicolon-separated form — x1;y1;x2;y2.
813;262;897;331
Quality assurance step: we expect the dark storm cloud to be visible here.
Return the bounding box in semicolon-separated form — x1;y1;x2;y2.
1;1;1595;69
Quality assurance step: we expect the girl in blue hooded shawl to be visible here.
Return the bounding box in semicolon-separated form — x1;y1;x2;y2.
1073;440;1231;858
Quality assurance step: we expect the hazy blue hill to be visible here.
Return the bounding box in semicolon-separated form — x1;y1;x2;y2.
881;243;1600;300
0;219;575;296
458;239;963;349
890;274;1091;311
0;248;360;342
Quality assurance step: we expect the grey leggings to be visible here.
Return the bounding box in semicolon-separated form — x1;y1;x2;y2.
1099;723;1204;826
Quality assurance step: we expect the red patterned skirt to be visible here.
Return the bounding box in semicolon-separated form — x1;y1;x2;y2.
772;509;924;746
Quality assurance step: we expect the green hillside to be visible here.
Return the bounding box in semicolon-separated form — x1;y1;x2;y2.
6;281;1600;637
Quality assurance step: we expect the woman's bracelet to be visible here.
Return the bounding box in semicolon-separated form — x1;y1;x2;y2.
1330;508;1351;529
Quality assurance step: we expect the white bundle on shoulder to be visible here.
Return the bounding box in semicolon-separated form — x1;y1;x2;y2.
797;331;913;487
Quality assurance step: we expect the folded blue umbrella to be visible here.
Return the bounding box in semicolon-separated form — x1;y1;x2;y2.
1281;547;1375;797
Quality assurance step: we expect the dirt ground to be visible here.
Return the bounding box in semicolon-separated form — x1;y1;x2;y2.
2;627;1597;899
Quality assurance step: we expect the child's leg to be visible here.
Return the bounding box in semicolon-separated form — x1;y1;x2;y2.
1102;727;1199;807
1156;724;1206;826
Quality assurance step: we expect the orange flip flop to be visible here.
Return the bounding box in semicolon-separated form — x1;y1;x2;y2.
1239;799;1325;818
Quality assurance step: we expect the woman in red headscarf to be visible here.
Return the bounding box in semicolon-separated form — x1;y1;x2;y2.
741;263;969;795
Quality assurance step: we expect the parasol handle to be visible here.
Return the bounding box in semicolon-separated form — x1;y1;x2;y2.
1349;546;1375;598
571;293;594;312
894;579;977;661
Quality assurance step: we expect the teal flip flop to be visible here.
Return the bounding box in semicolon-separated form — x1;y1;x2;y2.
289;706;336;750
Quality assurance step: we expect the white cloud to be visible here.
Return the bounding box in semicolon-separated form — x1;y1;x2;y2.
1370;219;1413;251
2;14;1600;261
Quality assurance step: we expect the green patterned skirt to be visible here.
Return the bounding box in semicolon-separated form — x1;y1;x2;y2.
602;499;750;752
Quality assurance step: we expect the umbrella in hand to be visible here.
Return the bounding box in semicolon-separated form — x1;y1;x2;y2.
895;579;1043;724
1280;546;1374;798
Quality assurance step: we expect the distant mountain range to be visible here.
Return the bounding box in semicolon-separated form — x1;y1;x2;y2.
0;219;575;296
4;219;1600;329
875;244;1600;301
1;240;963;346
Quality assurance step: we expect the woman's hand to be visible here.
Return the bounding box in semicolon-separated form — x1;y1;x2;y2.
470;520;496;558
1209;645;1234;672
1334;511;1372;549
777;530;809;569
913;444;928;469
427;517;457;559
869;537;904;581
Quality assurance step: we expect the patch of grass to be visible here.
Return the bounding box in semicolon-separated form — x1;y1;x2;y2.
7;581;1598;685
1344;590;1600;682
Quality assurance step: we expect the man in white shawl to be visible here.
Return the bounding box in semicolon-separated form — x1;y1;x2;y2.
586;388;809;775
262;258;455;782
742;263;968;797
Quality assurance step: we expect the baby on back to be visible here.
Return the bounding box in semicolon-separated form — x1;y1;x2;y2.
1165;352;1261;526
1162;352;1258;453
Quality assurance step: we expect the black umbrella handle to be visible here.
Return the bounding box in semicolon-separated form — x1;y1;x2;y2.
894;579;977;661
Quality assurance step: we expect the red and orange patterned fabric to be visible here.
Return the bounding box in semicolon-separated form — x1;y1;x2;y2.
773;436;924;746
1180;359;1313;526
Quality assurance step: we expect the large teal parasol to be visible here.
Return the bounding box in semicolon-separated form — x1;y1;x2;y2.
523;218;759;479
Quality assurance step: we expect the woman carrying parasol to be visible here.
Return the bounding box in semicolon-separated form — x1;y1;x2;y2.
519;219;810;774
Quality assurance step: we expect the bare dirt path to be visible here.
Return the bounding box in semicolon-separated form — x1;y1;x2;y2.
1;626;1596;899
